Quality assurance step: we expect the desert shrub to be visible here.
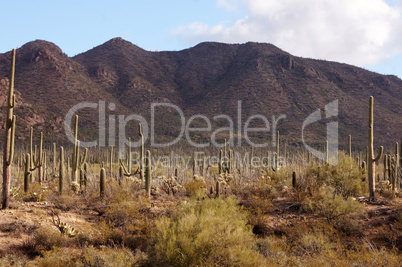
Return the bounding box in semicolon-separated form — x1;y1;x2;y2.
0;252;30;267
102;178;144;203
333;217;364;237
253;235;303;265
242;176;277;197
47;193;82;211
296;161;326;198
94;197;154;250
302;245;401;266
22;183;49;202
297;231;336;255
297;152;365;199
231;177;276;236
264;165;292;188
32;246;141;267
303;185;362;222
321;152;366;197
183;179;207;197
23;227;70;255
149;196;267;266
376;180;395;199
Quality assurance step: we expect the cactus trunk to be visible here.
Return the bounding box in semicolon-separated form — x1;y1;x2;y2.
367;96;383;199
393;143;399;192
24;154;31;193
145;150;151;197
100;167;106;197
2;49;16;209
71;115;87;182
139;124;145;181
59;147;65;193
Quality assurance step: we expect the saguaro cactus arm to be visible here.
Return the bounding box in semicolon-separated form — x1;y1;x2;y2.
373;147;383;162
6;115;16;166
119;159;139;177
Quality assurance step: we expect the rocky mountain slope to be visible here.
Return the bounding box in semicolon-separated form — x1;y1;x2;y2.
0;38;400;151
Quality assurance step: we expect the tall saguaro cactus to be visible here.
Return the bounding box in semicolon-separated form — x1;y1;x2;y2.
393;142;399;192
37;132;44;183
272;131;280;171
368;96;383;199
59;146;65;193
100;167;106;198
139;123;145;180
72;115;87;182
119;137;140;178
29;128;45;183
145;150;152;197
24;154;31;193
2;49;16;209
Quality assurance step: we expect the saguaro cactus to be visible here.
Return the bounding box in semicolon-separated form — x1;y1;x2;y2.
292;171;297;189
218;150;223;175
118;166;124;185
72;115;88;182
109;146;114;178
145;150;151;197
53;143;57;176
272;131;280;171
392;143;399;192
367;96;383;199
119;138;140;178
2;49;16;209
384;154;388;181
24;154;31;193
139;123;145;180
82;163;88;189
228;149;233;174
37;132;44;183
100;167;106;197
59;147;65;193
192;151;196;177
28;130;45;183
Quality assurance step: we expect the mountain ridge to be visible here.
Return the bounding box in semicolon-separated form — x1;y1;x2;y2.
0;38;400;151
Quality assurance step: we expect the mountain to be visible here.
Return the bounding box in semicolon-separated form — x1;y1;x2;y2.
0;38;400;152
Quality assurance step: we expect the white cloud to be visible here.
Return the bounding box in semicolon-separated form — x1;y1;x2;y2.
216;0;238;11
173;0;402;67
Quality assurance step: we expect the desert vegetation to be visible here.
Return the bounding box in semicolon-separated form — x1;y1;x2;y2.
1;48;402;266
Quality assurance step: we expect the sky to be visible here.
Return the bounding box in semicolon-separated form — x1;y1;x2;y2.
1;0;402;78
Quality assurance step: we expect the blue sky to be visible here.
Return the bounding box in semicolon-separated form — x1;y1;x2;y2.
1;0;402;78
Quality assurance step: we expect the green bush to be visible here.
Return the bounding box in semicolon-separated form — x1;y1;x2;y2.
321;152;366;197
297;152;366;198
32;246;140;267
303;185;362;222
149;196;266;266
